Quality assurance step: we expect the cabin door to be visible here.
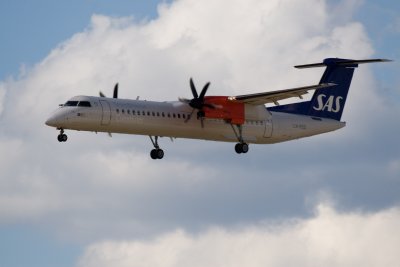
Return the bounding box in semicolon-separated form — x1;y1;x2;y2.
263;119;272;138
99;100;111;125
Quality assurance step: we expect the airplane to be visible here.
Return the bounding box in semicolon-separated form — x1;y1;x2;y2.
45;58;390;159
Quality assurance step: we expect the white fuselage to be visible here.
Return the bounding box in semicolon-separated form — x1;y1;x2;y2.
45;95;345;144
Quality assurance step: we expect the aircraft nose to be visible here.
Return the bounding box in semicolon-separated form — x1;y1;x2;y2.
45;115;59;127
45;114;62;127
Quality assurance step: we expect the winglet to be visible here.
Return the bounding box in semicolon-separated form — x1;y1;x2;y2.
295;58;392;69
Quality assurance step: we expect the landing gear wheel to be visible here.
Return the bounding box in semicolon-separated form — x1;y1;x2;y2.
156;149;164;159
57;129;67;142
150;149;158;159
241;143;249;153
57;134;68;142
235;143;243;154
150;149;164;160
235;143;249;154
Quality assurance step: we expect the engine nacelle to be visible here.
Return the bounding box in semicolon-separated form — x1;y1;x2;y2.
203;96;245;124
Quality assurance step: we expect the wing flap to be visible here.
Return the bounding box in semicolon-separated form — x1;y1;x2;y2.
230;83;336;105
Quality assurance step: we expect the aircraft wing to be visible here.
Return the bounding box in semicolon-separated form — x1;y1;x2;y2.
229;83;336;105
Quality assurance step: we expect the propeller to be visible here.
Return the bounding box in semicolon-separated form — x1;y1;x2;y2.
179;78;215;127
99;83;119;98
113;83;118;98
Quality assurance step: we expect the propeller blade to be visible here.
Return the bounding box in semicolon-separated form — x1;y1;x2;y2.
190;78;198;98
99;91;106;97
113;83;118;98
178;97;191;104
185;109;195;123
199;82;210;99
203;103;216;109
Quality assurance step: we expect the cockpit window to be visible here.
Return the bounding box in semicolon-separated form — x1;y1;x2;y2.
63;101;91;107
64;101;79;106
78;101;91;107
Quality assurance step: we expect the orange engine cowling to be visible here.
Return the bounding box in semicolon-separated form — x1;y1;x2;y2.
203;96;244;125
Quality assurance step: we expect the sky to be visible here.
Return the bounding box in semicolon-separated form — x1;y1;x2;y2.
0;0;399;267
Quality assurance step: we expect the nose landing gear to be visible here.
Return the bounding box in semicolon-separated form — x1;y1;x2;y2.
57;129;68;142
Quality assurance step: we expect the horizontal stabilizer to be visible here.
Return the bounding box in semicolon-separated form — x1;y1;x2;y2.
295;58;392;69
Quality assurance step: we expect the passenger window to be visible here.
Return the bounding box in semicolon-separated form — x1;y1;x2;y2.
178;114;181;119
157;112;160;117
122;109;125;114
147;111;150;116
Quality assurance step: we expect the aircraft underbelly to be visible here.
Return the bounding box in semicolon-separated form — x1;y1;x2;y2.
269;112;345;142
63;111;344;145
102;118;266;143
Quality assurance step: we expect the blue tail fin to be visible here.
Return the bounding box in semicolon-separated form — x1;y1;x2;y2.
269;58;390;121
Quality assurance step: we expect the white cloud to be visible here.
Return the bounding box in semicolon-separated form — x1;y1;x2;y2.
145;0;373;92
0;142;215;222
77;203;400;267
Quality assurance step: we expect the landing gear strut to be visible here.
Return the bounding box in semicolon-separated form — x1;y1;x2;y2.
230;124;249;154
57;128;68;142
149;136;164;160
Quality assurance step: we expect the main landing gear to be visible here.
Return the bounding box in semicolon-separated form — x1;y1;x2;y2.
231;124;249;154
57;128;68;142
235;142;249;154
149;136;164;160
